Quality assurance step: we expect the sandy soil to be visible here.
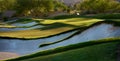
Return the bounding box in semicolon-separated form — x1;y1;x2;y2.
0;52;19;60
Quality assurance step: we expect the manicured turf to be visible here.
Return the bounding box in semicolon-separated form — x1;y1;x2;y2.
0;18;120;39
0;14;120;61
0;13;120;39
23;42;117;61
0;18;102;39
5;38;120;61
0;22;16;28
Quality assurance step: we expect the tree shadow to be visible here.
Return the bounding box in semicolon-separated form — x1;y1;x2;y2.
47;13;120;20
39;22;79;30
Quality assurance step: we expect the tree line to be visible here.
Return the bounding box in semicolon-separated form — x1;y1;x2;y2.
0;0;67;17
0;0;120;17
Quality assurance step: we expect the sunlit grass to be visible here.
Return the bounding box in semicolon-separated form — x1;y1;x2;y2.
0;18;102;39
0;23;16;28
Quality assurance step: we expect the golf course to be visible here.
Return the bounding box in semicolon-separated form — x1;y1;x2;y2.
0;0;120;61
0;14;120;61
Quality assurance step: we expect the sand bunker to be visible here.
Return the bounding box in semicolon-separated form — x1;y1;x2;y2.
0;52;19;60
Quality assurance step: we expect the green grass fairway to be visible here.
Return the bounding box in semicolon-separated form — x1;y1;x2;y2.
0;14;120;61
0;14;120;39
23;42;117;61
0;18;102;39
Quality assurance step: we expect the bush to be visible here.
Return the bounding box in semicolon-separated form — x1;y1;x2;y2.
75;0;120;14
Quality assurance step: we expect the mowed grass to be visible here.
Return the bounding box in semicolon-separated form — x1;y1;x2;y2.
1;14;120;61
22;42;117;61
0;25;16;28
0;22;16;28
6;38;120;61
0;13;120;39
0;18;102;39
0;14;120;39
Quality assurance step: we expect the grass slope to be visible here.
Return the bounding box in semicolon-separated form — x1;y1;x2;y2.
0;18;102;39
5;38;120;61
21;42;117;61
39;20;120;47
0;13;120;39
0;19;120;39
0;22;16;28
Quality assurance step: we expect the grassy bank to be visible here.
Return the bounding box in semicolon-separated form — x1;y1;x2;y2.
0;13;120;39
5;38;120;61
0;18;102;39
0;19;120;39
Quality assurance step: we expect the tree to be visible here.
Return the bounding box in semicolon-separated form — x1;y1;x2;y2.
14;0;67;17
75;0;120;14
15;0;36;16
0;0;68;17
0;0;16;12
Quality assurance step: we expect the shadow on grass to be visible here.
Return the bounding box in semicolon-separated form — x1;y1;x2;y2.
47;13;120;20
65;18;95;22
39;22;79;30
39;20;120;47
